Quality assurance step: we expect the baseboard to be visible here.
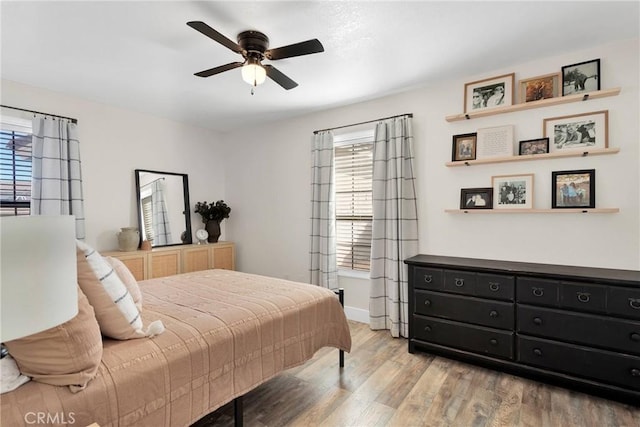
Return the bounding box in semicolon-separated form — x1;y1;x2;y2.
344;306;369;324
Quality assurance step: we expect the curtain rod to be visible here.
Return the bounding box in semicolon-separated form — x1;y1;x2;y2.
313;113;412;134
0;104;78;124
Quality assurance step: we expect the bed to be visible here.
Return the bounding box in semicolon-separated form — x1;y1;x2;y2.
0;269;352;427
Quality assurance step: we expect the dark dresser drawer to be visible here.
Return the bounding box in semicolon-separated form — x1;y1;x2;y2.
414;290;513;330
413;267;444;291
560;281;607;314
443;270;476;295
517;304;640;355
476;273;514;301
414;314;514;360
517;336;640;391
517;277;559;307
608;287;640;320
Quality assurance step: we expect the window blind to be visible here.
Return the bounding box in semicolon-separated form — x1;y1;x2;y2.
0;125;32;216
335;137;373;271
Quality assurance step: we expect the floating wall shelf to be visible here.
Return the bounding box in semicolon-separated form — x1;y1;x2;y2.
445;88;621;122
445;208;619;214
445;147;620;167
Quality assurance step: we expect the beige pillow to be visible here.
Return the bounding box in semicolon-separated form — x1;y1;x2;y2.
4;287;102;393
104;256;142;311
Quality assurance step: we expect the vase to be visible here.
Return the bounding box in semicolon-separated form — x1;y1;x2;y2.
117;227;139;251
205;221;221;243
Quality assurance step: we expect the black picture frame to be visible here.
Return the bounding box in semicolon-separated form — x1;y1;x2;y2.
460;187;493;210
452;133;477;162
551;169;596;209
519;137;549;155
561;59;600;96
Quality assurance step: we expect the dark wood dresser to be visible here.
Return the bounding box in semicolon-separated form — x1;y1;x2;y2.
405;254;640;405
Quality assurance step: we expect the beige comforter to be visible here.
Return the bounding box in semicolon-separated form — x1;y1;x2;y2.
0;269;352;426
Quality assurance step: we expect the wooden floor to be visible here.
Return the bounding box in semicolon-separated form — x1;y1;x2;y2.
194;320;639;427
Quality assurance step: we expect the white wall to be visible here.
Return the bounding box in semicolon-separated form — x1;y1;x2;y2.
224;38;640;315
1;80;226;251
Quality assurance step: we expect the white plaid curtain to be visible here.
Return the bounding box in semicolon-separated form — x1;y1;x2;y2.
369;116;418;338
309;130;337;289
151;180;172;245
31;118;86;240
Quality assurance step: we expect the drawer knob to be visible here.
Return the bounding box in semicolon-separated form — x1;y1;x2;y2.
489;282;500;291
629;298;640;310
454;278;465;287
423;299;431;307
630;333;640;342
576;292;591;303
631;368;640;377
532;287;544;297
533;348;543;357
424;325;432;332
533;317;543;326
424;275;433;283
489;310;498;318
490;339;498;346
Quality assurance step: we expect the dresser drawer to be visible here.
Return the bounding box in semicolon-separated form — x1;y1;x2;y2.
517;336;640;391
608;287;640;320
414;314;514;360
443;270;476;295
413;267;444;291
415;290;513;330
517;305;640;355
517;277;559;307
560;281;607;314
476;273;514;301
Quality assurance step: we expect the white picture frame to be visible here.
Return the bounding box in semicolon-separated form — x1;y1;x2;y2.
476;125;514;159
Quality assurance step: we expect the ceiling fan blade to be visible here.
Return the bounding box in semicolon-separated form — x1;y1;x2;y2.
194;62;244;78
265;39;324;60
264;65;298;90
187;21;243;54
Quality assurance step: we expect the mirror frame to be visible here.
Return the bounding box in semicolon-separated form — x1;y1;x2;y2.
134;169;192;248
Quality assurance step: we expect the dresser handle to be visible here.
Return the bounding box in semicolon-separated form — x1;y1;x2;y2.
631;368;640;377
489;310;498;318
629;298;640;310
577;292;591;303
424;275;433;283
490;339;498;346
630;333;640;342
533;348;543;357
454;278;465;287
424;325;432;332
423;299;431;307
489;282;500;291
533;317;543;326
532;287;544;297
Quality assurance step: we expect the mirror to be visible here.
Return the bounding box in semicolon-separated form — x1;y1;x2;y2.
134;169;192;248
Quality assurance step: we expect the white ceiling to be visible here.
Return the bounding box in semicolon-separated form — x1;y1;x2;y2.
1;1;638;133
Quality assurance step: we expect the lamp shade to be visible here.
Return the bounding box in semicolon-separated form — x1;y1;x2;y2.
241;63;266;86
0;215;78;342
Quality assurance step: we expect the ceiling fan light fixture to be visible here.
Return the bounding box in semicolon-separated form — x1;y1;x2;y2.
241;62;266;87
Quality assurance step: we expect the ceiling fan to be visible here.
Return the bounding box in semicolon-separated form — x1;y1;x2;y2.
187;21;324;91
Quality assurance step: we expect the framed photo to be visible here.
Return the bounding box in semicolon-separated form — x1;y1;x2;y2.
491;174;534;209
451;133;477;162
518;72;560;103
561;59;600;96
551;169;595;209
464;73;515;113
519;137;549;155
460;187;493;210
476;125;514;159
543;110;608;153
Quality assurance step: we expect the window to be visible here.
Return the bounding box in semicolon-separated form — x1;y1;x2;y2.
334;129;374;271
0;117;32;216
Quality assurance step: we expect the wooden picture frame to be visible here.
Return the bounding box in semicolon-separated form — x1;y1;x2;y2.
451;132;477;162
460;187;493;210
464;73;515;113
561;59;600;96
519;137;549;155
543;110;608;153
518;72;560;103
492;174;534;209
551;169;596;209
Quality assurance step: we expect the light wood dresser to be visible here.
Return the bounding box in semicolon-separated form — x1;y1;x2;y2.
103;241;235;281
